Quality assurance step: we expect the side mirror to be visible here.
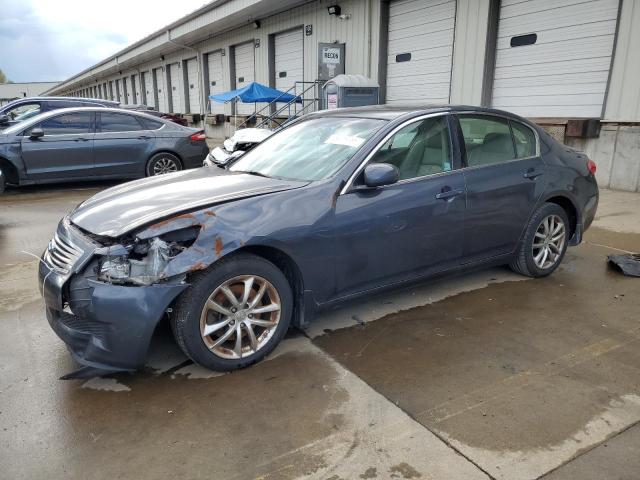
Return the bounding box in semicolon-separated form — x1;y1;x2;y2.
29;128;44;139
0;115;9;125
363;163;399;188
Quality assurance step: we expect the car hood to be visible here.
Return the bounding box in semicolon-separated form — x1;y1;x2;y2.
70;167;308;237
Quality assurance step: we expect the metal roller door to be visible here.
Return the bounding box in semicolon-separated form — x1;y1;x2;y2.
233;42;255;115
122;78;130;105
207;51;225;114
385;0;456;104
169;63;184;113
154;68;167;112
275;28;304;108
492;0;619;117
142;71;154;108
131;74;141;104
186;58;200;113
115;79;122;103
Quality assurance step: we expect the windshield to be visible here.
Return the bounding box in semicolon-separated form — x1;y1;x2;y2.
229;117;386;181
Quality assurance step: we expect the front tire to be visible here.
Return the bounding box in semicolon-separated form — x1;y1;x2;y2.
510;203;570;278
0;167;5;194
146;152;182;176
170;253;293;371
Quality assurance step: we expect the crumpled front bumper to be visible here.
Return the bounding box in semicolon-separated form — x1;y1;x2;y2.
39;221;188;375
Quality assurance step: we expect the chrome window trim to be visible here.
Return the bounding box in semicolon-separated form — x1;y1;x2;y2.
340;110;542;195
340;112;450;195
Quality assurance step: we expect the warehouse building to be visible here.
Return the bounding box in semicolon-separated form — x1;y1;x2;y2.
45;0;640;192
0;82;60;106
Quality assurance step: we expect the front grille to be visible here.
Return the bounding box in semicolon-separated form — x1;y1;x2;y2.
43;232;84;275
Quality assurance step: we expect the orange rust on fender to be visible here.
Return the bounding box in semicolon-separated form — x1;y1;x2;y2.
150;212;197;229
187;262;208;273
204;210;216;217
214;237;224;257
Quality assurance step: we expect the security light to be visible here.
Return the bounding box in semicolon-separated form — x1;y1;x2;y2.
252;20;261;29
327;5;341;15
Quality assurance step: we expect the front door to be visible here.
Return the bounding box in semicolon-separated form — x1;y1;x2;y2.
333;114;466;298
455;114;547;262
21;111;95;180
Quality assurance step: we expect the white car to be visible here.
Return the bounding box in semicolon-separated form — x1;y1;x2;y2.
205;128;274;166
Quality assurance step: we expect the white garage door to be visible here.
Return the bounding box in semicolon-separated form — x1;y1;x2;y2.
169;62;184;113
132;74;142;104
386;0;456;104
186;58;201;114
275;28;304;109
234;42;255;115
142;71;154;108
115;79;122;103
123;77;131;105
154;68;167;112
492;0;619;117
207;51;225;114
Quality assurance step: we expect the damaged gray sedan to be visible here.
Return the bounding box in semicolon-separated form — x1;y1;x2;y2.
40;106;599;378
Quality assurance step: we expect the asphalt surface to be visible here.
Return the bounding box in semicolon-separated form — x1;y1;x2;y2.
1;181;639;480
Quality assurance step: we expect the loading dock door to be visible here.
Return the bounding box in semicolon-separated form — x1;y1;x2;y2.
233;42;255;115
491;0;618;117
154;68;167;112
186;58;200;114
142;71;153;107
169;63;184;113
385;0;456;104
207;51;225;114
115;79;122;103
275;28;304;110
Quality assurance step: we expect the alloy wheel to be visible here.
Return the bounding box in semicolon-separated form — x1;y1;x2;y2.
152;157;179;175
199;275;282;359
532;214;566;270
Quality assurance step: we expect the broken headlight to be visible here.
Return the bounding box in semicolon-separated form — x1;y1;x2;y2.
97;226;200;285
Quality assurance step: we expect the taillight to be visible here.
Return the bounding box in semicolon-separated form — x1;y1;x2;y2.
190;131;206;142
587;159;597;175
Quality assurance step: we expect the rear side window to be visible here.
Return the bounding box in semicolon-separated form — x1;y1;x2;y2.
100;112;144;132
458;115;515;167
140;117;164;130
511;121;537;158
37;112;92;135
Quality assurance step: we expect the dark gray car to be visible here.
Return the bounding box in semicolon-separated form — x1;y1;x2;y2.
38;105;599;378
0;107;209;192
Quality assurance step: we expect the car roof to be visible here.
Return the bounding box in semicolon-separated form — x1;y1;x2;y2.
305;104;531;123
2;106;182;134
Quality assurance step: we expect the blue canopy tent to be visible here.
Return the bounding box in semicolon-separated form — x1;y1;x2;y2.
209;82;302;104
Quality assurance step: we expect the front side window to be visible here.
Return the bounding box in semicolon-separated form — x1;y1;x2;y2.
229;117;386;181
5;102;41;121
459;115;515;167
368;116;452;180
36;112;92;135
100;112;143;132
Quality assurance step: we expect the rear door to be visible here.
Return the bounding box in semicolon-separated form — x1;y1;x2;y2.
20;111;95;180
455;114;546;262
93;111;154;176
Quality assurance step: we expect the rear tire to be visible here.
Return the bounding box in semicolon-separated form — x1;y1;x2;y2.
510;203;570;278
170;253;293;371
146;152;182;176
0;167;5;194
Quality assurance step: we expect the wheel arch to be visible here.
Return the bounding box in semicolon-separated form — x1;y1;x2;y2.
542;194;579;239
147;149;184;168
0;156;19;185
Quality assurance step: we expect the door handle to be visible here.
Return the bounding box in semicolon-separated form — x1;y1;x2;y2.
74;137;89;142
523;170;543;180
138;135;150;140
435;188;464;200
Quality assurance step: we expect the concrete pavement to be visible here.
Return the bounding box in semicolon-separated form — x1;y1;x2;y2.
0;184;638;480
